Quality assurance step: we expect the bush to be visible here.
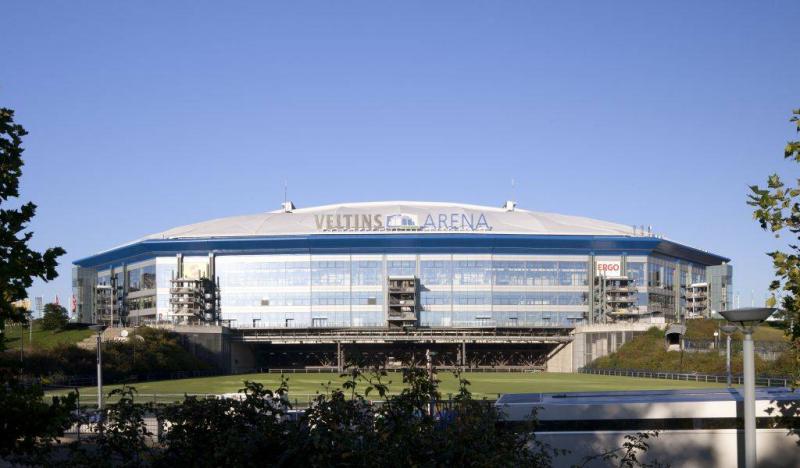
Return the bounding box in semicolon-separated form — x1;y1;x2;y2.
64;368;559;467
101;328;212;380
40;304;68;331
2;327;211;383
0;367;664;467
590;326;792;377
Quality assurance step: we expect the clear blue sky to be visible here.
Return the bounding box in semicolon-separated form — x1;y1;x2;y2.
3;1;799;312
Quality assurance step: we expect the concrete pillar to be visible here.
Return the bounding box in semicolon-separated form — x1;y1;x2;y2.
545;341;574;373
176;253;184;277
230;341;256;373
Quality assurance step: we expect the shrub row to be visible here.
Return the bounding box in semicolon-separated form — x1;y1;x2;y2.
1;328;211;384
589;327;797;377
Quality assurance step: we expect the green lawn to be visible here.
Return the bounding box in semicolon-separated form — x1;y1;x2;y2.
4;322;93;351
54;371;724;405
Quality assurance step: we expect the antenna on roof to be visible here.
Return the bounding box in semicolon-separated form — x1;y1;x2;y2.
502;179;517;212
281;180;295;213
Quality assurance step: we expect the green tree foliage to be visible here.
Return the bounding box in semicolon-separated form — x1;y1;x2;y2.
590;327;792;376
40;303;69;331
574;431;666;468
4;367;668;467
155;380;292;467
91;368;558;468
0;371;77;464
0;108;65;350
0;327;211;382
748;107;800;384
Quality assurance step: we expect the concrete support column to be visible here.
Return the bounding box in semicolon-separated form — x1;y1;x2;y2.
208;252;215;279
176;253;184;278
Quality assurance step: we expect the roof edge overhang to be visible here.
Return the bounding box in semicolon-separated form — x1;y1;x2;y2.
653;239;729;266
73;234;728;270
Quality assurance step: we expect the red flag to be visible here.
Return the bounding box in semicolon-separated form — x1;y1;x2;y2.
54;295;60;305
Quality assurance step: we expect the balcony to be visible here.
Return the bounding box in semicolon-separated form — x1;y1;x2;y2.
606;296;636;303
387;311;417;321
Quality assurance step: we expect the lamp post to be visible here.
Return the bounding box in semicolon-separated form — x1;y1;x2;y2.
720;323;737;387
719;307;775;468
89;324;106;410
426;349;437;415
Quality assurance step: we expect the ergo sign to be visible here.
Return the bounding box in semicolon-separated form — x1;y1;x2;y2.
596;260;622;277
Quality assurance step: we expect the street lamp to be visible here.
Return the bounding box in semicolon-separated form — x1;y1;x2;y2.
425;349;437;415
719;307;775;468
720;323;737;387
88;324;106;410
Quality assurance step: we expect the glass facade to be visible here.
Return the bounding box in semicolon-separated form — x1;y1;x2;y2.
209;254;592;328
127;264;156;293
78;251;723;328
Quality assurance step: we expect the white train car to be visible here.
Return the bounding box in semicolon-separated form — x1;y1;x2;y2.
495;387;800;467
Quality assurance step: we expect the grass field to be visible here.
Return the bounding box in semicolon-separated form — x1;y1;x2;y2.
54;371;725;404
4;322;93;351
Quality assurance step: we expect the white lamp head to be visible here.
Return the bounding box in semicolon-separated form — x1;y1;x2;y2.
719;308;775;327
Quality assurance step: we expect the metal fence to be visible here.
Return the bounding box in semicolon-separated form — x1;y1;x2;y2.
263;367;543;374
66;392;330;408
36;366;543;393
37;369;224;390
682;339;789;360
64;391;502;410
579;367;793;387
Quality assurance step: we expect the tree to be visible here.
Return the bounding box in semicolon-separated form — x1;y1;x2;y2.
748;107;800;384
40;303;69;331
0;107;65;350
0;376;77;464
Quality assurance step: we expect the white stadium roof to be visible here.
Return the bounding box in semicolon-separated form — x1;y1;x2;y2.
143;201;637;240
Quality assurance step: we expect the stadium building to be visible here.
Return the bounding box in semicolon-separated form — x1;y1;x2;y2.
72;201;731;369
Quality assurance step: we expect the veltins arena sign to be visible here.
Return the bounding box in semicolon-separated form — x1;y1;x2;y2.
314;212;492;232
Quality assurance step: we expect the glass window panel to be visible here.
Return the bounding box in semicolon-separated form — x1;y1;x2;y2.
530;261;558;286
351;260;382;286
387;260;416;277
627;262;645;287
557;261;588;286
421;291;451;305
311;260;350;286
453;260;491;285
492;261;527;286
420;260;451;286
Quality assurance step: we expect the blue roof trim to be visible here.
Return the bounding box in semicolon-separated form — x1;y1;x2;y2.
73;234;729;269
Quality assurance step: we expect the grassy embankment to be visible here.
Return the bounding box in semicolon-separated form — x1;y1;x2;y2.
591;320;794;376
3;321;93;351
